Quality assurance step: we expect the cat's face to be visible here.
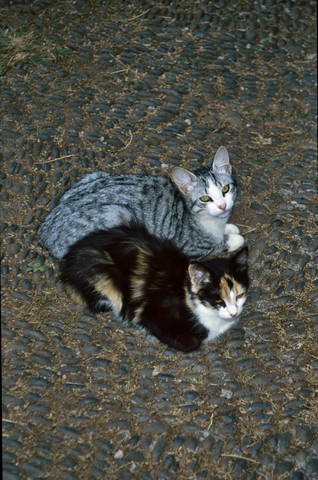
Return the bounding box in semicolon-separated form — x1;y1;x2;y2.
171;146;237;219
213;273;247;319
187;173;237;220
188;247;249;321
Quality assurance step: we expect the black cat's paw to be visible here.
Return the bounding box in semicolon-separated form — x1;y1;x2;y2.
90;298;113;313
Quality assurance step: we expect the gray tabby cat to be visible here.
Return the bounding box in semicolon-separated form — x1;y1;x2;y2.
38;146;244;260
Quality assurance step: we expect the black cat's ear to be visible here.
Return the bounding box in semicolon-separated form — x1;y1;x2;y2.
188;262;211;290
212;146;232;174
171;167;198;194
231;246;248;273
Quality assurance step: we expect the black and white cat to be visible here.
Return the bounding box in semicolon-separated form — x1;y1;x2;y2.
60;223;249;353
39;146;244;260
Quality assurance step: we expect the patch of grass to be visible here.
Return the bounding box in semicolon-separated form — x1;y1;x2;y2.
27;262;46;273
259;33;274;46
0;28;71;75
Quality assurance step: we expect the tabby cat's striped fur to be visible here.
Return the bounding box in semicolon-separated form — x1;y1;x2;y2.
39;146;244;260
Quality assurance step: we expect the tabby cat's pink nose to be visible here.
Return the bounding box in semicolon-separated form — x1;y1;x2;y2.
218;203;226;211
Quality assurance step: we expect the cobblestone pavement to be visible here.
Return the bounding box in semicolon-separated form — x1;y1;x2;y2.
1;1;317;479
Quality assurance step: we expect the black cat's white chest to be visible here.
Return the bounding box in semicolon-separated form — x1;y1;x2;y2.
193;302;238;341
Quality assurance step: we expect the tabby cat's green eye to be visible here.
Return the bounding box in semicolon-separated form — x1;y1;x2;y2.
199;195;212;203
222;185;230;194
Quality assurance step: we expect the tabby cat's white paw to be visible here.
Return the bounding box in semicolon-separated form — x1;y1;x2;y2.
225;223;240;234
227;233;244;252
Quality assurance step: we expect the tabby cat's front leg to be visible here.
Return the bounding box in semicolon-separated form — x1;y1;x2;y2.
223;223;244;252
226;232;244;252
225;223;240;235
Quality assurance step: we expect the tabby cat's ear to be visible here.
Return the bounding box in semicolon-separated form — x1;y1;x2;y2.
231;246;248;272
171;167;199;194
212;146;232;174
188;263;211;289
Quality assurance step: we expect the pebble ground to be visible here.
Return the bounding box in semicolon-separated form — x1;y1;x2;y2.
1;1;317;479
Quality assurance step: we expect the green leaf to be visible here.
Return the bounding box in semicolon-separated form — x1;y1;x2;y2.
27;262;46;273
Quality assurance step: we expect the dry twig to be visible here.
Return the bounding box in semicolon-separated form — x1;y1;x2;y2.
37;154;77;164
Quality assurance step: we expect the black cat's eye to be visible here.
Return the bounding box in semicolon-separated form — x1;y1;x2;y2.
222;185;230;194
236;292;245;299
199;195;212;203
216;300;226;307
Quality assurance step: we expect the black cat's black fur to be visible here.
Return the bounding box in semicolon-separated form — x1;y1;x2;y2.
60;223;249;352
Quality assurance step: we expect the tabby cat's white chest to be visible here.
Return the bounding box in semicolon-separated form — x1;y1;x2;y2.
198;215;228;239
